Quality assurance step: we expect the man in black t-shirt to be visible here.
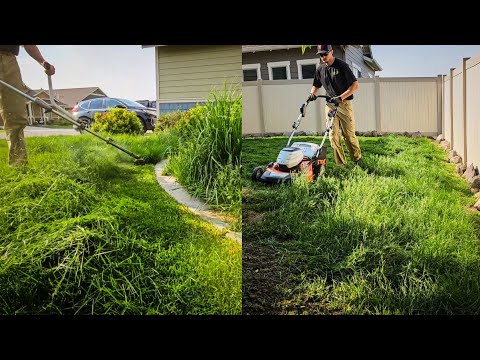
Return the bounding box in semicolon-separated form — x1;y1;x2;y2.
0;45;55;166
308;45;362;166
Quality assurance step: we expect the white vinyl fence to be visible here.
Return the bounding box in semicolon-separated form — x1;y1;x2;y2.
243;76;442;137
443;54;480;170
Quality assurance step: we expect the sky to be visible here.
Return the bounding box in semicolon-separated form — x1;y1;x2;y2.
371;45;480;77
16;45;480;102
17;45;155;101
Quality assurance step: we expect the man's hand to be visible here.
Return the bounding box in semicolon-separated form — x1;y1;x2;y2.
328;96;342;106
307;93;317;102
42;61;55;76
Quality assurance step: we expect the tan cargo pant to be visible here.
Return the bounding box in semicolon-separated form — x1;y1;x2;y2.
325;100;361;166
0;51;28;166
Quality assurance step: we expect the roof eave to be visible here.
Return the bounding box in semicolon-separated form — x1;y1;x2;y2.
363;55;383;71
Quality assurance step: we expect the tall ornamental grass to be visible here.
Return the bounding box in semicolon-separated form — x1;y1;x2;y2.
166;87;242;219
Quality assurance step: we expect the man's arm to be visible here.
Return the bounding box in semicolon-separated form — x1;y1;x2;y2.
338;80;359;101
22;45;55;76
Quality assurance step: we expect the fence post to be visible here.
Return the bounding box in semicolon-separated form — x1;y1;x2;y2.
437;75;443;136
257;79;265;134
463;57;469;165
450;68;454;150
374;75;381;132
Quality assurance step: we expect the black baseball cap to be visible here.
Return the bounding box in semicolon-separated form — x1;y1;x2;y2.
316;45;332;55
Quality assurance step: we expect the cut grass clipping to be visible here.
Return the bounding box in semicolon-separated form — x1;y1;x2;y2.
243;135;480;315
0;132;241;314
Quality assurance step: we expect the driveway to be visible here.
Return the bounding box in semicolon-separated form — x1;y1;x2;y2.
0;126;79;139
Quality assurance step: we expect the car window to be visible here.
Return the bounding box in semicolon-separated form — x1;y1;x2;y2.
105;99;124;109
116;98;146;108
79;101;90;110
88;98;105;109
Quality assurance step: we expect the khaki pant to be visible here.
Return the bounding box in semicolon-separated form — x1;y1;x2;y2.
325;100;361;166
0;52;28;166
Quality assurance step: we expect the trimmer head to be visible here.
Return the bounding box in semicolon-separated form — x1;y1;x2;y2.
134;158;146;165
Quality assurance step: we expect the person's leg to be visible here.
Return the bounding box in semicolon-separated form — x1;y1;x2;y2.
0;54;28;166
326;104;346;165
337;100;361;162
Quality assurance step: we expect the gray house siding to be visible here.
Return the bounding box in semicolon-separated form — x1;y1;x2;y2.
344;46;374;78
243;46;351;80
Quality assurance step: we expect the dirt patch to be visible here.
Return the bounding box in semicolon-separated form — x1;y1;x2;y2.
242;242;285;315
243;210;265;223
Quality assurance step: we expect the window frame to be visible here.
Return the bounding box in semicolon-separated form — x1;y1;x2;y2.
351;62;362;79
267;61;291;80
242;63;262;81
296;58;320;80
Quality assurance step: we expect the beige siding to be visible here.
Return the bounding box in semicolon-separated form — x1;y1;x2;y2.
380;79;438;133
466;56;480;168
157;45;241;101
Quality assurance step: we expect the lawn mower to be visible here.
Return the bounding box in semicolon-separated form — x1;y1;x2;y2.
251;95;338;184
0;65;146;165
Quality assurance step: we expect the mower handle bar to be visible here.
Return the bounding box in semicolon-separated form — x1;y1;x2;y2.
287;95;337;147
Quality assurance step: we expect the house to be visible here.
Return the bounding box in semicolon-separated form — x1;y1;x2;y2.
242;45;382;81
50;87;108;110
25;88;69;124
24;86;108;124
142;45;242;115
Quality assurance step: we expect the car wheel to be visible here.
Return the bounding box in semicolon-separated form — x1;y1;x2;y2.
78;117;91;128
138;117;147;132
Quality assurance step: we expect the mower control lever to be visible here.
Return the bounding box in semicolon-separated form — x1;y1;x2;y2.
300;102;308;117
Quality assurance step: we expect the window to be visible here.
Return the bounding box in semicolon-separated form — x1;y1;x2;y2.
351;62;362;78
267;61;291;80
105;99;123;109
242;64;261;81
159;102;205;115
296;58;320;79
88;98;104;109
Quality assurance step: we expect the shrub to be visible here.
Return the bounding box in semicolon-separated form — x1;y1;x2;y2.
154;111;184;133
91;108;143;135
175;105;207;138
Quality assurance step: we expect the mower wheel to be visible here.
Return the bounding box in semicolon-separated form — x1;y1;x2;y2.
313;163;326;180
252;166;264;182
318;164;326;177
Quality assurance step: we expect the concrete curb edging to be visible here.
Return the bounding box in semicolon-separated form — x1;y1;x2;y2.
154;160;242;245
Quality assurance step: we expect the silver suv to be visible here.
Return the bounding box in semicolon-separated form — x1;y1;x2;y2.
71;97;156;132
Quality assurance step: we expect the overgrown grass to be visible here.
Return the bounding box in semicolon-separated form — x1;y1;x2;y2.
242;135;480;315
165;87;242;230
0;133;241;314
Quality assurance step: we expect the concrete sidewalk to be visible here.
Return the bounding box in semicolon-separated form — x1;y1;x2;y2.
0;126;79;139
155;160;242;245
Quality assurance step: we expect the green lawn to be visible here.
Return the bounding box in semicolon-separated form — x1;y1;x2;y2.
242;135;480;315
0;133;241;314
